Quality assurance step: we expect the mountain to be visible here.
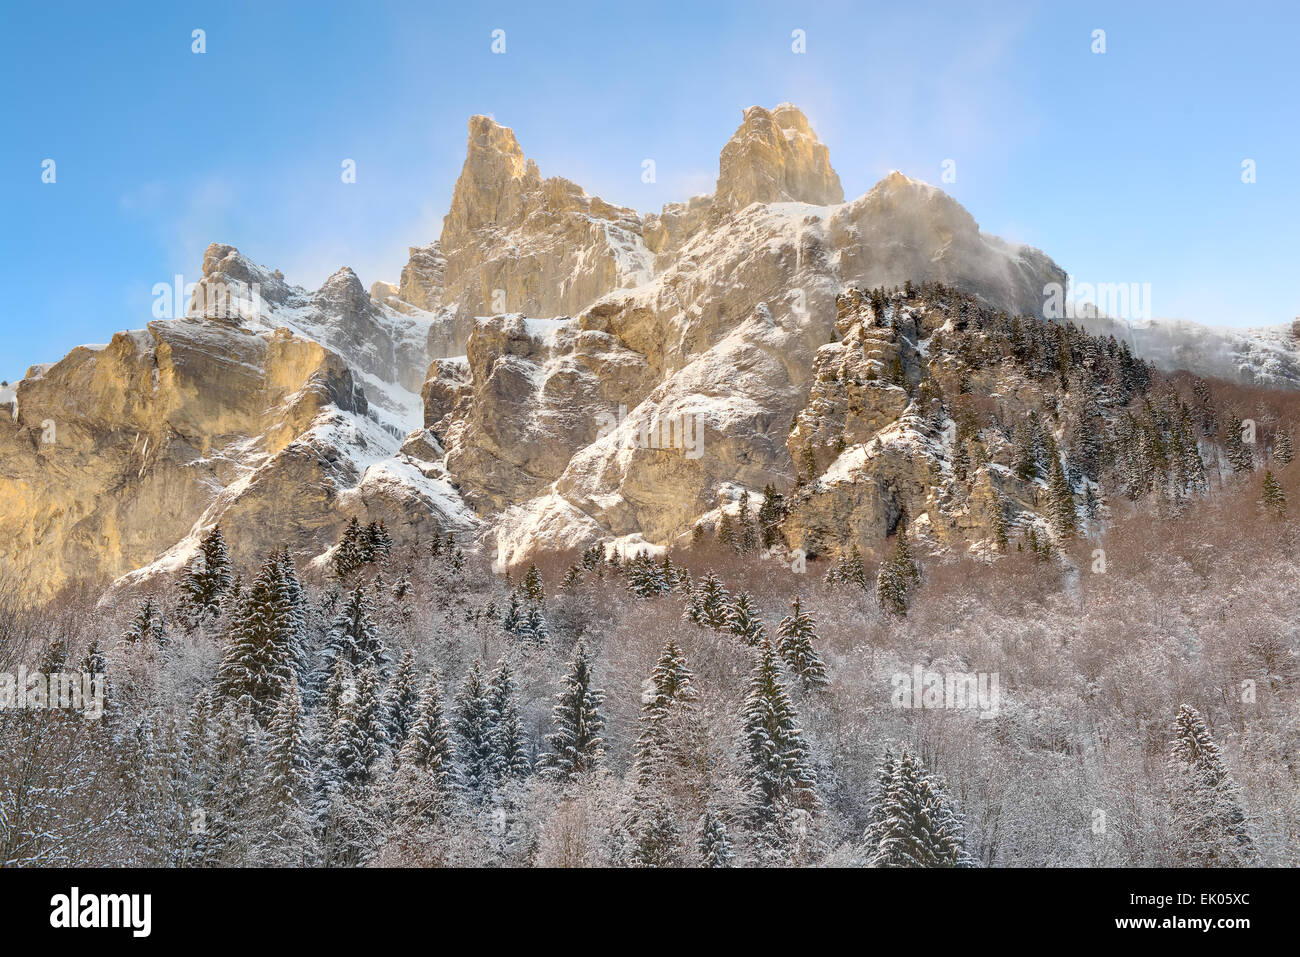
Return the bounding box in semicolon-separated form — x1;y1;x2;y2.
0;104;1290;604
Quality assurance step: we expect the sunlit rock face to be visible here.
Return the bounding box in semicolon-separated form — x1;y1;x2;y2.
13;102;1281;602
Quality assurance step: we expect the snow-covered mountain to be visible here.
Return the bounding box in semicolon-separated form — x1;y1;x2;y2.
1;104;1293;604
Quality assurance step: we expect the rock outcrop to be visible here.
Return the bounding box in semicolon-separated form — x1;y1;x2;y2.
8;102;1282;603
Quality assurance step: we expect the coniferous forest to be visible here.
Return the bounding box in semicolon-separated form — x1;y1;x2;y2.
2;347;1297;868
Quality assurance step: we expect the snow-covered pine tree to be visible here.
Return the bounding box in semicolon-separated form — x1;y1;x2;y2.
863;745;970;867
684;573;731;630
518;604;549;643
318;585;388;680
1274;430;1294;467
1260;469;1286;518
123;597;168;648
537;642;606;784
398;668;453;783
178;525;232;624
1047;452;1077;538
451;660;499;801
757;483;786;550
214;555;298;722
740;637;817;828
697;810;735;867
775;597;829;691
390;668;454;840
488;659;531;781
333;517;365;579
1168;705;1254;865
876;532;920;617
257;673;313;864
1225;415;1255;473
626;639;702;866
727;592;766;645
716;511;738;552
737;490;758;555
382;648;421;753
521;563;545;602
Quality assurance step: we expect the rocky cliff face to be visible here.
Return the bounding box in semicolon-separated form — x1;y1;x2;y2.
2;103;1281;604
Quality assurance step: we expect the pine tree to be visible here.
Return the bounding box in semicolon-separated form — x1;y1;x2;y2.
757;484;785;550
1261;469;1287;518
520;563;545;603
1274;430;1294;467
864;745;970;867
517;604;549;643
215;555;298;721
1047;452;1077;538
257;674;312;863
451;661;498;800
396;668;453;785
333;517;365;578
382;648;421;753
775;597;829;691
179;525;232;624
537;642;605;784
1012;420;1037;481
684;573;731;630
1168;705;1254;865
876;532;920;617
715;510;738;552
123;597;168;648
737;490;758;555
697;811;735;868
488;659;531;781
740;637;817;827
319;585;388;679
727;592;766;645
1225;415;1255;473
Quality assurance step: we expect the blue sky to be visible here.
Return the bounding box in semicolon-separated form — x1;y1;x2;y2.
1;0;1297;382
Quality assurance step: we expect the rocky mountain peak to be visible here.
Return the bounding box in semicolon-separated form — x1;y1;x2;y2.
715;103;844;213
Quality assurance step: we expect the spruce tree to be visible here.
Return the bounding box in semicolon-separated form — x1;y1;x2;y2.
1273;430;1294;467
697;811;735;867
876;532;920;617
521;563;545;603
684;574;731;630
864;746;970;867
740;637;817;827
727;592;766;645
382;648;422;753
392;668;454;828
179;525;232;624
775;597;829;691
319;585;388;679
1261;469;1287;518
215;555;298;721
451;660;499;800
1168;705;1254;865
537;642;606;784
124;597;168;647
1047;452;1077;538
488;659;531;781
258;674;312;862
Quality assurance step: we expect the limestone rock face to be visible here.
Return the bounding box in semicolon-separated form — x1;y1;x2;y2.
18;103;1263;604
715;104;844;214
423;115;654;326
0;317;473;604
193;243;438;432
